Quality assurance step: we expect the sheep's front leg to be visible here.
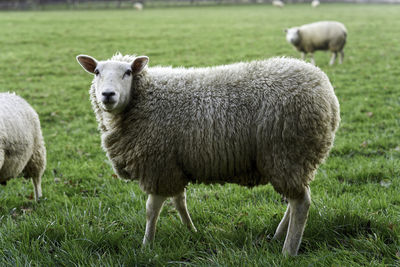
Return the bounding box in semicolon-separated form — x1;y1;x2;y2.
172;189;197;232
143;194;167;245
310;53;315;65
273;204;290;240
282;187;311;256
329;52;337;66
301;52;306;60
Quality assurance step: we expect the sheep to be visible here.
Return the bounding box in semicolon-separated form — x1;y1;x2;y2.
0;93;46;201
311;0;320;7
272;0;284;7
76;53;340;256
133;2;143;10
285;21;347;65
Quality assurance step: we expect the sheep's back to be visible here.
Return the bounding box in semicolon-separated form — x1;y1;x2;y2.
127;58;339;196
299;21;347;52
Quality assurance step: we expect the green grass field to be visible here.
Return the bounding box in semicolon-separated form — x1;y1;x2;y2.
0;3;400;266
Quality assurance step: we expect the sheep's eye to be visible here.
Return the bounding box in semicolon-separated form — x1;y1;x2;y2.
94;69;100;76
123;69;132;79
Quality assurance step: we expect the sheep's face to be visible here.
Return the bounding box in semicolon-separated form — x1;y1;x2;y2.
92;61;134;113
77;55;149;113
285;28;301;45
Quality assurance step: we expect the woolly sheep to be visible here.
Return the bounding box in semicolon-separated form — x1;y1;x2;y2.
272;0;284;7
0;93;46;201
311;0;320;7
285;21;347;65
133;2;143;10
76;53;340;256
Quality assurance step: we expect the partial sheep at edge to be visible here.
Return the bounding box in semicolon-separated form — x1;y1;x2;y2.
0;93;46;201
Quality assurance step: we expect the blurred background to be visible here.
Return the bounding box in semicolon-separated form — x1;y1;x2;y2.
1;0;399;10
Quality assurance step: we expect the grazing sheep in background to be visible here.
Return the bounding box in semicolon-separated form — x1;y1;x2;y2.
272;0;284;7
285;21;347;65
0;93;46;201
133;2;143;10
311;0;320;7
76;53;340;256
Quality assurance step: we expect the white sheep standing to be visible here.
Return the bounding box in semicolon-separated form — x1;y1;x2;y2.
285;21;347;65
272;0;284;7
311;0;320;8
133;2;143;10
76;53;340;256
0;93;46;201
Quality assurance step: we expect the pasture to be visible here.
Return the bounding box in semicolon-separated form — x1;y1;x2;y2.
0;3;400;266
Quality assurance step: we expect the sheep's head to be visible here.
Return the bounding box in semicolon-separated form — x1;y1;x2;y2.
285;28;301;46
76;54;149;113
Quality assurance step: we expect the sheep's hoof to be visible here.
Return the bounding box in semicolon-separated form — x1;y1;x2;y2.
188;225;197;232
282;247;298;257
272;233;283;241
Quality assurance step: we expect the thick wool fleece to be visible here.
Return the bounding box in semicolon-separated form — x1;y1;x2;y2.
91;55;340;198
0;93;46;184
295;21;347;53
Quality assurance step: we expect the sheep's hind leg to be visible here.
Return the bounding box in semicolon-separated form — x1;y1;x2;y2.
24;148;45;202
172;189;197;232
0;149;4;170
329;52;337;66
301;52;306;60
273;204;290;240
143;194;167;245
339;50;344;64
32;176;42;201
282;187;311;256
0;149;4;184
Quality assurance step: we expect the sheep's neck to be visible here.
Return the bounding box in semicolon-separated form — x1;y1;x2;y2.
102;112;117;128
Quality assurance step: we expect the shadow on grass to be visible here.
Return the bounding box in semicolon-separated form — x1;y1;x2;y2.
300;211;399;261
157;209;399;260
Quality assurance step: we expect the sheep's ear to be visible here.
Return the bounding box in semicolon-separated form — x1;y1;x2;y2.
131;56;149;74
284;28;288;33
76;55;98;74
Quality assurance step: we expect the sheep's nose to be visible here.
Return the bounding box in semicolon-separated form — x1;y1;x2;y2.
102;91;115;98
